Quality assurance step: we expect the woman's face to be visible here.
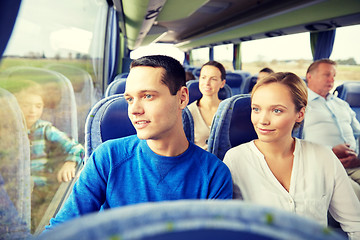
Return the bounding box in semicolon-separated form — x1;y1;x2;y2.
251;82;304;144
199;65;225;97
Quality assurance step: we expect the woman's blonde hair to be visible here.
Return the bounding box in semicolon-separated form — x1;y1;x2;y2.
251;72;307;129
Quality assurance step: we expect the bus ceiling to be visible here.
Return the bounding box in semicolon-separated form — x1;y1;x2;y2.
112;0;360;52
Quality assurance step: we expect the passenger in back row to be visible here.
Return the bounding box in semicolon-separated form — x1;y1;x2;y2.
257;67;274;81
187;61;226;150
44;55;232;231
223;72;360;239
302;59;360;198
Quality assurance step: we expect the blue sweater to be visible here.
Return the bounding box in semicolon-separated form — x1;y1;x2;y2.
46;135;232;229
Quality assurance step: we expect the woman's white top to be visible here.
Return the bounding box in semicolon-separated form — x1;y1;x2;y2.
187;101;210;150
223;138;360;239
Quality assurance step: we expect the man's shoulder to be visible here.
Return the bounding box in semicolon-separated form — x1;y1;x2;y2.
331;95;350;105
90;135;141;167
95;135;140;156
190;142;218;160
190;142;230;172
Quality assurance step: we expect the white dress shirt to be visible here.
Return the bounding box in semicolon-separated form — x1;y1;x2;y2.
303;89;360;153
224;138;360;239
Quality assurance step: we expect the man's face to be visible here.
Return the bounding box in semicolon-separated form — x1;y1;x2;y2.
307;63;336;98
124;66;186;141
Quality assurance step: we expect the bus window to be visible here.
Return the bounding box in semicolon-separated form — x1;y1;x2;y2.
240;25;360;89
191;47;210;67
213;44;233;70
0;0;109;234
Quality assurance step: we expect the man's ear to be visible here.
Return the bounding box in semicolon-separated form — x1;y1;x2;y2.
305;72;311;83
178;86;189;109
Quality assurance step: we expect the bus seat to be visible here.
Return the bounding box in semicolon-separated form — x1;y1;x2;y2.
192;67;201;79
240;75;258;94
182;106;195;143
38;200;345;240
47;64;96;144
0;88;31;230
0;174;31;238
0;66;79;141
208;95;257;160
184;66;196;73
186;80;232;105
105;77;127;97
116;72;129;79
84;94;135;160
85;94;194;160
233;70;251;79
225;72;245;95
334;82;360;122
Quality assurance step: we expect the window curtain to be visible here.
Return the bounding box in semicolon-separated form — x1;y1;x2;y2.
310;29;336;61
107;7;120;85
184;51;193;66
0;0;22;58
209;47;214;61
233;43;242;70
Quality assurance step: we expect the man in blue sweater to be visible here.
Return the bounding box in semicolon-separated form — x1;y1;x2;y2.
45;55;233;230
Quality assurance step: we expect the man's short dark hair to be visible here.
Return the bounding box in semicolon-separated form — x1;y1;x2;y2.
130;55;186;95
259;67;274;74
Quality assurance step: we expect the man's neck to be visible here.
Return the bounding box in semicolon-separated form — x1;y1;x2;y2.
146;132;189;157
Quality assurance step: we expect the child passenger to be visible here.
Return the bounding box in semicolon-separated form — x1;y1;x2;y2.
223;72;360;239
187;61;226;150
14;80;84;231
14;80;84;186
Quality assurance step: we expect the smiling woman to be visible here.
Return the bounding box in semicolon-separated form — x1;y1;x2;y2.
223;72;360;239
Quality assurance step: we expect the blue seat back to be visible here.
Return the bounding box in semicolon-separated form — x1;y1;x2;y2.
192;68;201;79
105;77;127;97
208;95;257;160
0;88;31;230
38;200;345;240
225;72;245;95
85;94;135;159
334;82;360;122
182;106;194;143
186;80;233;104
184;66;196;73
240;75;258;94
233;70;251;79
117;72;129;79
85;94;193;159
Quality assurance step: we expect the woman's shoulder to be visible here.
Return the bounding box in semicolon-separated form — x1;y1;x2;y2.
224;141;254;160
229;141;253;151
296;138;332;153
187;101;198;111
